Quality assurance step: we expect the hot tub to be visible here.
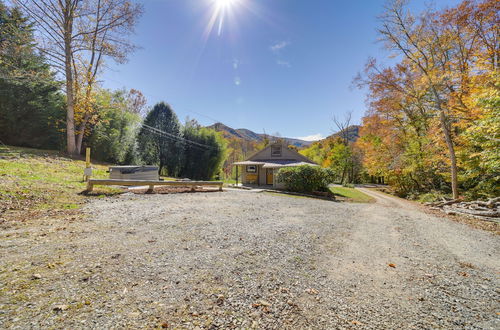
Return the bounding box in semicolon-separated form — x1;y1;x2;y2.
108;166;159;181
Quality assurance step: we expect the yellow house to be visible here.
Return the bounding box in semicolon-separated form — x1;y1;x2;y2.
233;142;318;189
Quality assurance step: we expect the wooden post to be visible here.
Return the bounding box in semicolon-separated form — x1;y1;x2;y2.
84;147;92;182
85;147;91;168
235;165;238;186
86;181;93;192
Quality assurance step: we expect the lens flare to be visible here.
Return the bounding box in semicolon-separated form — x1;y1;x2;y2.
215;0;236;9
204;0;242;38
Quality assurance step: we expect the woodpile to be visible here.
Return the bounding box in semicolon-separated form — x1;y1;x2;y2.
425;197;500;223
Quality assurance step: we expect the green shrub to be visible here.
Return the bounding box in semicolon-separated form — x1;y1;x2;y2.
276;165;335;193
416;190;450;203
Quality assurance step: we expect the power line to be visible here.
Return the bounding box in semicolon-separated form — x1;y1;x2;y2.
140;123;219;151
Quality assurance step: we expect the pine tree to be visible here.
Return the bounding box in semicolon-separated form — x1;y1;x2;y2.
137;102;183;176
0;2;64;149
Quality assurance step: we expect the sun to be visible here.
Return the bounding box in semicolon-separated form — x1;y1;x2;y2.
215;0;237;9
204;0;243;37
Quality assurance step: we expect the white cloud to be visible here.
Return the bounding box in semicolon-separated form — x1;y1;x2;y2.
234;76;241;86
296;133;324;142
276;60;291;68
270;40;290;53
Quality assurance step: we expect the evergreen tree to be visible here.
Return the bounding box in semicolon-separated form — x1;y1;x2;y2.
137;102;183;176
179;120;226;180
0;2;64;149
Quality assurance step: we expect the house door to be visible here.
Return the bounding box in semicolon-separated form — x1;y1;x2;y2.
266;169;273;185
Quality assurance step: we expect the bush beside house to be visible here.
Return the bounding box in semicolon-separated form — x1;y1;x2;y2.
276;165;335;193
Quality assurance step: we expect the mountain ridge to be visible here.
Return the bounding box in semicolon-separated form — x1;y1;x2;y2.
207;122;313;148
207;122;360;148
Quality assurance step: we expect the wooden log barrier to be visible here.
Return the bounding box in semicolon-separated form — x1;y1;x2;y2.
85;179;223;193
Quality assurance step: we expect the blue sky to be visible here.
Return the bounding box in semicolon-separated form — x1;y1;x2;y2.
102;0;462;141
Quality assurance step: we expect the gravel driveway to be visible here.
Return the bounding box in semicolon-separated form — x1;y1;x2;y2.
1;189;499;329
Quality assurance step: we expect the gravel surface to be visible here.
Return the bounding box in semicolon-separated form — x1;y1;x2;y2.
1;189;499;329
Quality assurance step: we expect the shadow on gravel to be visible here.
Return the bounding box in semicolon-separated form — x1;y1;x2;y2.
80;186;223;196
263;190;338;202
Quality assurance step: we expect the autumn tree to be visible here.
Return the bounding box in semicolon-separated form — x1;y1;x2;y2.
89;88;142;164
357;0;499;199
15;0;143;156
377;0;464;198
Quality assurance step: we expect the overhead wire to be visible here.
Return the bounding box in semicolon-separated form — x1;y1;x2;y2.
140;123;219;151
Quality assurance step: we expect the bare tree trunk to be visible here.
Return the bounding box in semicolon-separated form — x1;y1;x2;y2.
439;110;459;199
76;113;91;154
64;2;77;156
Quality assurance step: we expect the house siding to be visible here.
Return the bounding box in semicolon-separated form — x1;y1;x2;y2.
237;142;317;188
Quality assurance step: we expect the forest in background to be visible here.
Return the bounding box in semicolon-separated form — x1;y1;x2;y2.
300;0;499;201
0;0;498;200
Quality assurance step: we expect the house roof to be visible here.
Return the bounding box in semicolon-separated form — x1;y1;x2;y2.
261;160;319;168
242;142;318;165
232;160;265;166
233;159;319;168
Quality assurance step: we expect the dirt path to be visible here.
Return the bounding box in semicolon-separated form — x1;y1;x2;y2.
1;190;498;329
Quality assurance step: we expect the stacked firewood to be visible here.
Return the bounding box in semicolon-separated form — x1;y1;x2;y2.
425;197;500;223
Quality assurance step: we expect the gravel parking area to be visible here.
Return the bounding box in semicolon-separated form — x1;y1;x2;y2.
1;189;499;329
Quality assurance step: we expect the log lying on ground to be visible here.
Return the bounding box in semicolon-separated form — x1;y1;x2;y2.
425;197;500;223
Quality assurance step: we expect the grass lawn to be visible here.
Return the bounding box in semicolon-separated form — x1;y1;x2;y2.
329;186;374;203
0;145;121;222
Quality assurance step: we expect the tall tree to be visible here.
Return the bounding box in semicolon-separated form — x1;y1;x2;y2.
180;120;227;180
89;88;141;164
356;0;499;199
0;2;64;149
15;0;143;155
379;0;462;198
137;102;183;176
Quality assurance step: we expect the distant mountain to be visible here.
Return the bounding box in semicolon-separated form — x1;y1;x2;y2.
207;122;360;149
207;122;313;148
323;125;360;143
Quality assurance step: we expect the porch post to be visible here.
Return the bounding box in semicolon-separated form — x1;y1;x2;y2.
257;165;260;186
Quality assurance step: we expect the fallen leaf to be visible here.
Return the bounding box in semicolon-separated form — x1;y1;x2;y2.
388;263;396;268
160;322;169;328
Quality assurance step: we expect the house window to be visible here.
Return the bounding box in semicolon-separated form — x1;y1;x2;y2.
246;165;257;173
271;145;282;157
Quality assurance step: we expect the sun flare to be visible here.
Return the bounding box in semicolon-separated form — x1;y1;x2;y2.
215;0;237;9
204;0;244;37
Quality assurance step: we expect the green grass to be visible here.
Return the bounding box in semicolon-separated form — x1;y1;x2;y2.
329;186;374;203
0;145;121;219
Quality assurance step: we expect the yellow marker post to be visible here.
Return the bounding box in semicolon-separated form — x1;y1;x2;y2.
86;147;91;168
84;147;92;181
